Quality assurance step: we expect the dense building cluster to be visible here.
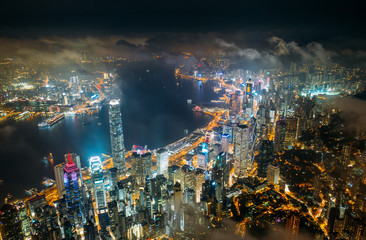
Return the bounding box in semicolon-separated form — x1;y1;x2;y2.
1;57;366;240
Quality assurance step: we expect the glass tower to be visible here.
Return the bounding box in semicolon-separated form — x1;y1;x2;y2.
64;154;84;226
109;99;126;174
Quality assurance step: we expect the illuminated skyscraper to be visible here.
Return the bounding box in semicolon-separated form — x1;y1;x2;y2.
156;148;169;177
256;140;274;178
221;134;229;152
89;156;102;173
64;153;82;185
274;118;298;152
286;215;300;240
0;204;24;240
64;154;84;226
229;91;241;116
233;124;250;177
109;99;126;174
267;164;280;185
89;156;107;214
54;163;66;199
197;153;207;170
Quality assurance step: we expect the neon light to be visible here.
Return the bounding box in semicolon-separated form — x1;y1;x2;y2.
68;153;72;164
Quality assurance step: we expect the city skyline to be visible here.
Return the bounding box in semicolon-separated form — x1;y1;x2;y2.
0;1;366;239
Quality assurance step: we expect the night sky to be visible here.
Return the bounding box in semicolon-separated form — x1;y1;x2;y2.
0;0;365;68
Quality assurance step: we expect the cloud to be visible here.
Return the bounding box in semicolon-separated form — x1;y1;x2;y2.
327;96;366;133
269;36;290;56
0;32;363;69
0;36;152;64
205;219;313;240
269;36;335;65
0;125;16;140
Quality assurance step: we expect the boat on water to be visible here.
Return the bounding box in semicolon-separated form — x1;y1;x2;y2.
14;111;32;121
42;153;54;167
4;193;14;204
25;188;38;196
38;113;64;128
42;177;55;187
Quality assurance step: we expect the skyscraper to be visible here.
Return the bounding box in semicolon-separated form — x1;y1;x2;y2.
64;153;82;185
233;124;250;177
89;156;107;214
0;204;24;240
286;215;300;240
229;91;241;116
109;99;126;174
197;153;207;170
274;118;298;152
256;140;274;178
64;154;84;226
54;163;66;199
156;148;169;177
267;164;280;185
221;134;229;152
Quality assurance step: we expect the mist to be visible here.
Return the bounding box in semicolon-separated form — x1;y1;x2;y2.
0;31;364;69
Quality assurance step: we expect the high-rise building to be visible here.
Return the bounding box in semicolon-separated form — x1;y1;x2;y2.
242;78;253;111
221;134;229;152
131;152;153;185
84;219;97;240
54;163;66;199
89;156;102;173
64;153;81;169
149;174;168;213
274;120;286;152
131;152;144;185
233;124;250;177
64;154;84;226
109;99;126;174
107;201;120;238
194;169;205;203
197;153;207;170
0;204;24;240
229;91;241;116
142;152;153;179
89;156;107;214
286;215;300;240
267;164;280;185
256;140;274;178
65;153;82;185
274;118;298;152
156;148;169;177
95;179;108;217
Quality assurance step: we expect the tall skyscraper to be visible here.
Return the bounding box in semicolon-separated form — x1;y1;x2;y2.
286;215;300;240
54;163;66;199
221;134;229;152
267;164;280;185
89;156;107;214
274;118;298;152
64;153;82;185
142;152;153;180
109;99;126;174
256;140;274;178
0;204;24;240
156;148;169;177
197;153;207;170
64;154;84;226
229;91;241;116
233;124;250;178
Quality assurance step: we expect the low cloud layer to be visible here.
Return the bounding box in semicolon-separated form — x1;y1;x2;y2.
327;96;366;133
0;32;364;69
